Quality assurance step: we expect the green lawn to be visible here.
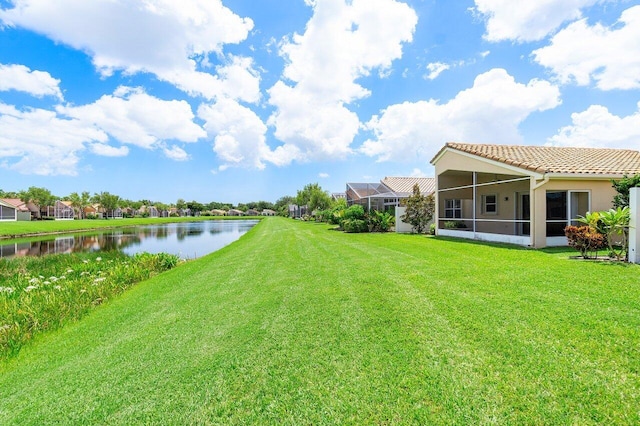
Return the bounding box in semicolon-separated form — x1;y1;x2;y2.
0;216;258;239
1;217;639;424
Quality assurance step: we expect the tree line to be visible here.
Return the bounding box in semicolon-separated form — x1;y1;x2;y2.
0;186;304;218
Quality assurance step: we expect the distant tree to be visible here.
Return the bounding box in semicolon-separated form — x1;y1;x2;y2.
176;198;187;210
68;191;92;219
93;192;121;218
20;186;56;218
274;195;295;216
0;189;19;198
156;202;169;214
400;184;435;234
187;201;205;214
296;183;332;214
612;175;640;209
206;201;233;211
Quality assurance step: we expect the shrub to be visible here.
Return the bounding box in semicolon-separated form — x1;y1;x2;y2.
343;205;366;221
367;210;395;232
564;225;607;259
429;223;436;235
342;219;368;233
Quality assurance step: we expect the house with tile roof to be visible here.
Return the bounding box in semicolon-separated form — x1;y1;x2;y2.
54;200;75;220
0;198;33;220
346;176;436;212
0;199;17;221
431;142;640;248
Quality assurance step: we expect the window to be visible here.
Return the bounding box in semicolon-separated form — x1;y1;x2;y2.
546;191;567;236
444;199;462;219
482;194;497;214
546;191;589;237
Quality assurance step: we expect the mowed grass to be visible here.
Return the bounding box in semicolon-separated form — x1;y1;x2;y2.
0;216;257;239
1;217;639;424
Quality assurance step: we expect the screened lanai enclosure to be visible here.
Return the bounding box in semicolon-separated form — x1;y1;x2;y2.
346;177;436;212
346;182;401;211
437;171;590;247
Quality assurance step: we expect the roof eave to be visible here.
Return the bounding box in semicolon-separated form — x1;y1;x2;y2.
433;145;545;179
545;173;630;180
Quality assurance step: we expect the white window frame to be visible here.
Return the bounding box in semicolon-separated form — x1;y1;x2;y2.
444;199;462;219
482;194;498;215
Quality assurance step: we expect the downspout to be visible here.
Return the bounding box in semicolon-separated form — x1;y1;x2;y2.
530;174;549;247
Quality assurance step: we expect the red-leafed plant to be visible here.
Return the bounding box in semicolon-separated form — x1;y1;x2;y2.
564;225;607;259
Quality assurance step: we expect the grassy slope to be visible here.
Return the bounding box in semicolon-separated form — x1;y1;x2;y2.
1;217;639;424
0;216;257;239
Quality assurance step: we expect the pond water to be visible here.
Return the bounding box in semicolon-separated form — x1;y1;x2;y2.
0;220;259;260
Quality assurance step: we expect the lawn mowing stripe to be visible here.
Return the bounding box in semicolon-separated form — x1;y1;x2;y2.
0;218;639;424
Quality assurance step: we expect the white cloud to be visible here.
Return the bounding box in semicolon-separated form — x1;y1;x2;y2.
58;86;206;149
0;86;206;175
319;172;330;178
198;98;272;170
268;0;417;164
90;143;128;157
0;103;107;175
425;62;450;80
533;6;640;90
0;0;257;100
472;0;599;42
410;168;427;177
0;63;63;99
548;103;640;150
162;145;190;162
361;68;561;162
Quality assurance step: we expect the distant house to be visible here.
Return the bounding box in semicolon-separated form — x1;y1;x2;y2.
227;209;244;216
346;176;436;212
332;192;346;201
0;198;32;221
261;209;276;216
106;207;123;219
210;209;226;216
0;199;17;221
430;142;640;247
245;209;259;216
84;204;101;218
122;207;136;218
54;200;75;220
139;205;159;218
288;204;307;218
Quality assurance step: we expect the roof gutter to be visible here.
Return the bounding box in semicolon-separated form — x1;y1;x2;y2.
532;175;550;190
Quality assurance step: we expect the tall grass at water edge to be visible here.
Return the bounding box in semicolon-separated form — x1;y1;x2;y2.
0;251;179;360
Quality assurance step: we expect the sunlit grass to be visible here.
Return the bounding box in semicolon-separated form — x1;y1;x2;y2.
1;218;639;424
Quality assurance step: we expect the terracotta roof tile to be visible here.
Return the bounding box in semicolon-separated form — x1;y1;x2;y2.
435;143;640;175
381;176;436;195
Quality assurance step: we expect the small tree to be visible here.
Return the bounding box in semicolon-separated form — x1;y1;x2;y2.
612;174;640;209
296;183;332;214
20;186;56;219
68;191;92;219
93;192;121;219
400;184;435;234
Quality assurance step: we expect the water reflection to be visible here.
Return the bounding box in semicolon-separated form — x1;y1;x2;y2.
0;220;258;259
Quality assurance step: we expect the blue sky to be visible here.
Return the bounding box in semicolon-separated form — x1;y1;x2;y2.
1;0;639;204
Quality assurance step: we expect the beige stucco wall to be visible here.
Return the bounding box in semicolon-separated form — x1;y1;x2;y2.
531;178;616;247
